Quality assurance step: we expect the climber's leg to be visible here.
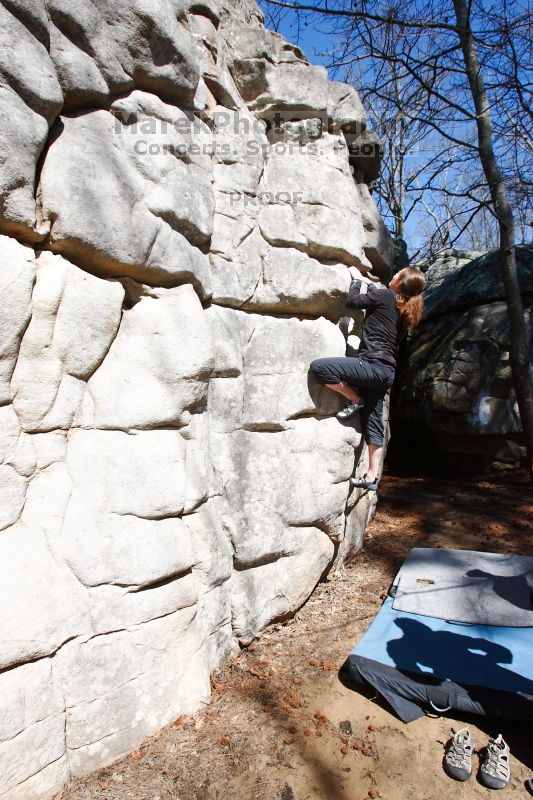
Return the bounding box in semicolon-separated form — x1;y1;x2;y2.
310;357;362;402
311;357;394;484
366;443;383;482
359;390;387;481
310;357;393;391
325;381;360;402
311;357;394;405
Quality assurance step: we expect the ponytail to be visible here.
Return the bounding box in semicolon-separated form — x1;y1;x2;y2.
391;267;426;330
396;292;424;329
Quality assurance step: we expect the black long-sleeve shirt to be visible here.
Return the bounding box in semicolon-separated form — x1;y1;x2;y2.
346;279;402;368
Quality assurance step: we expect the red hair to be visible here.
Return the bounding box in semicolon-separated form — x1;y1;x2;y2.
392;267;426;329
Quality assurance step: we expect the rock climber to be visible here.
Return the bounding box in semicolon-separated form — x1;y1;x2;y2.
310;266;426;491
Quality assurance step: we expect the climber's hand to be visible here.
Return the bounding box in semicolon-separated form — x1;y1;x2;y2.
348;266;361;280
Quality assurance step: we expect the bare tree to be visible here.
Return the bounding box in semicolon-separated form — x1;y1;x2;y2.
355;32;438;244
452;0;532;472
263;0;533;470
415;163;501;254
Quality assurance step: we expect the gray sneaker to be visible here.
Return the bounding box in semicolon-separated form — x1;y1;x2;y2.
444;727;474;781
479;734;510;790
336;399;365;420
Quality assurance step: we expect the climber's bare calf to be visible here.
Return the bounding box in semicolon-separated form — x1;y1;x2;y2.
325;381;361;404
325;383;382;481
366;443;383;483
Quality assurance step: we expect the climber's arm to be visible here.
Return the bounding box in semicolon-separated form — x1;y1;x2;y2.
346;279;380;310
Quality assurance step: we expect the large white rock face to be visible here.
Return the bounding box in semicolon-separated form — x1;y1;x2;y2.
0;1;392;797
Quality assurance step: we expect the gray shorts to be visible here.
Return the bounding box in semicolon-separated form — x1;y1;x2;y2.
310;356;394;445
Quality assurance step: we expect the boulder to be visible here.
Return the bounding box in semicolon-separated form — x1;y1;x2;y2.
186;498;234;669
420;247;518;317
258;200;371;269
232;60;328;118
226;24;329;120
54;609;211;776
0;759;68;800
0;464;27;531
0;715;66;800
212;419;359;566
345;128;384;183
0;3;62;241
11;251;124;432
356;180;394;277
231;527;335;643
226;21;308;66
0;660;67;799
39;103;213;296
189;10;245;112
86;283;214;430
206;305;348;429
87;573;199;636
0;0;390;793
210;241;351;320
0;236;36;404
65;428;188;518
417;247;482;288
47;0;200;109
0;524;92;670
57;505;195;589
327;81;367;134
394;246;533;464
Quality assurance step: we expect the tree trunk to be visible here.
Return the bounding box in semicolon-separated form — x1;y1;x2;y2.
453;0;533;474
397;116;405;240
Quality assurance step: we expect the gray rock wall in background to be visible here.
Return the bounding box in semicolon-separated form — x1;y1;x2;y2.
395;247;532;465
0;1;392;796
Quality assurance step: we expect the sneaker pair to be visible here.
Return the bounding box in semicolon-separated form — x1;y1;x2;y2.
444;728;510;789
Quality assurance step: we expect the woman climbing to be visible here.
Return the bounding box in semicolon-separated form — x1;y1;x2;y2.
310;266;426;491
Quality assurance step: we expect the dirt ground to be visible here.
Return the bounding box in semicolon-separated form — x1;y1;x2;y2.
62;470;533;800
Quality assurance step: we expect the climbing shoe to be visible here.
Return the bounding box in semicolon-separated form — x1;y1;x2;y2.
479;734;510;790
444;727;474;781
336;399;365;420
350;474;379;491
